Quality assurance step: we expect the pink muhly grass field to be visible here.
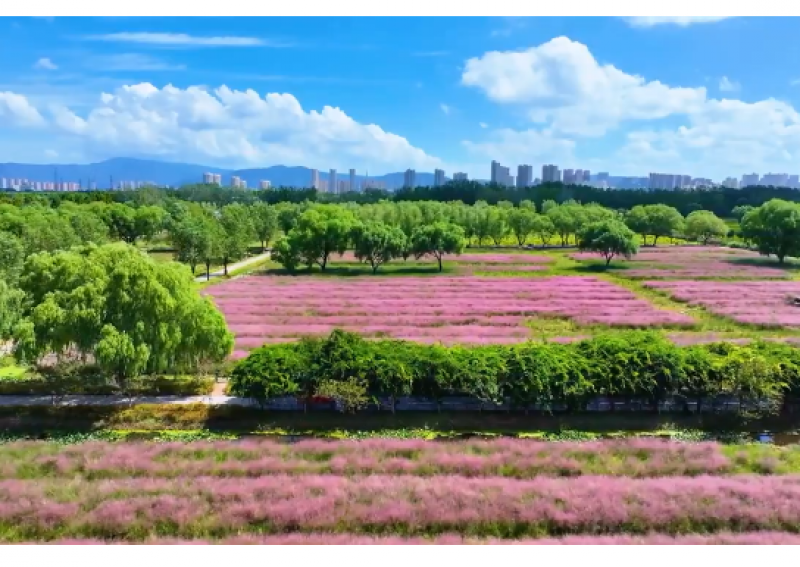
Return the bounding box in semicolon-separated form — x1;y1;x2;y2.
24;532;800;544
571;246;788;279
0;438;742;480
646;280;800;328
4;474;800;537
334;251;553;265
205;275;694;350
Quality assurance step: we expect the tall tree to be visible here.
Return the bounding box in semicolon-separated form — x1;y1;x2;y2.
351;222;408;274
250;202;279;252
578;219;638;266
218;203;256;275
410;222;466;272
741;199;800;263
684;210;730;244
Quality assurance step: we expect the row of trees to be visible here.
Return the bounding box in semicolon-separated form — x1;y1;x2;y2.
4;181;800;217
230;330;799;415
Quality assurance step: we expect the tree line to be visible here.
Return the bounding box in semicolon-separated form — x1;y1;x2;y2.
4;181;800;217
230;329;800;415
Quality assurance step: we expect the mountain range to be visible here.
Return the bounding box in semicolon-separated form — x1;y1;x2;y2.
0;158;442;190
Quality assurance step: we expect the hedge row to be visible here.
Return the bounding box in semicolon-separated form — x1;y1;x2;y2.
229;330;800;414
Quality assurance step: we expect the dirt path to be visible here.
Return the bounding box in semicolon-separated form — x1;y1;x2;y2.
195;252;270;283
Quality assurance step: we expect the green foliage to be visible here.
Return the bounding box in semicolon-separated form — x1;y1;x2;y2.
741;199;800;263
316;377;371;413
683;210;730;244
625;204;684;246
272;206;355;272
351;221;408;273
218;203;256;275
250;202;278;251
12;243;233;379
230;330;797;416
410;222;466;271
577;219;638;265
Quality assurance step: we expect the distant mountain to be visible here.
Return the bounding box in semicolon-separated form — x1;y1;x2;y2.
0;158;440;190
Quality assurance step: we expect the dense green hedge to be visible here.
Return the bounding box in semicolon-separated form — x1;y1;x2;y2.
229;330;800;414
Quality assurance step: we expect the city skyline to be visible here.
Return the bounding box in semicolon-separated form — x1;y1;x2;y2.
2;17;800;180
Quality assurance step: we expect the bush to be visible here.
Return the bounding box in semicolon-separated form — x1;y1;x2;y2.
229;330;798;415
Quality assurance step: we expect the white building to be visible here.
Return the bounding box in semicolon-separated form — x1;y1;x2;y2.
319;180;329;192
434;169;446;187
349;169;356;193
329;169;338;193
741;173;759;187
403;169;416;188
761;173;789;187
230;176;242;189
310;169;320;190
259;180;271;190
722;177;740;189
541;164;561;183
516;165;533;188
453;172;468;181
338;180;350;193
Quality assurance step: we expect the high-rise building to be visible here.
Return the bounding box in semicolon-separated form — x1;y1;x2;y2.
310;169;320;189
403;169;416;188
203;172;215;184
563;169;575;184
491;160;501;184
761;173;789;187
453;172;468;181
329;169;338;193
230;176;242;188
741;173;759;187
516;165;533;188
259;180;271;190
319;180;328;192
789;175;800;189
542;164;561;183
434;169;446;187
582;170;591;184
338;180;350;193
722;177;739;189
348;169;356;193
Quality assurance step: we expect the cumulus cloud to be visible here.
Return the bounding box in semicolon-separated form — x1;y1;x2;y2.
0;92;46;127
33;57;57;70
461;36;706;136
440;103;452;115
461;36;800;178
623;17;733;28
0;83;441;171
719;76;740;92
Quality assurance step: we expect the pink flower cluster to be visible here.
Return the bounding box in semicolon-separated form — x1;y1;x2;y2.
1;439;744;480
205;276;695;350
21;532;800;545
571;246;788;279
4;474;800;537
646;280;800;328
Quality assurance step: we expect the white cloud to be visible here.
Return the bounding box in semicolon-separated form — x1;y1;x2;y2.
0;92;46;127
81;32;286;47
0;83;441;172
440;103;452;115
33;57;57;70
44;149;59;159
461;36;706;137
623;17;733;28
479;122;488;128
461;35;800;179
719;76;740;92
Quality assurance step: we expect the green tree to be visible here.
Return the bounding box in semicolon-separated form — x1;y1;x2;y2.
351;222;408;274
410;222;466;272
14;243;233;374
169;214;209;276
684;210;729;244
218;203;256;275
625;204;683;247
547;203;583;246
0;281;24;341
95;325;151;393
0;231;24;283
280;207;355;272
250;202;278;252
530;214;556;247
741;199;800;264
732;205;754;222
507;207;537;246
578;219;638;266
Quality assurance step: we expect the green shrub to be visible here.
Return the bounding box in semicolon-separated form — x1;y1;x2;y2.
229;330;797;415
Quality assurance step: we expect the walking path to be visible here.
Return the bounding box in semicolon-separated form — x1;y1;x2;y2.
195;251;271;283
0;394;257;407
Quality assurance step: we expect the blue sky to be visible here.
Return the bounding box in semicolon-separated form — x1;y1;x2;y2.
1;16;800;180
